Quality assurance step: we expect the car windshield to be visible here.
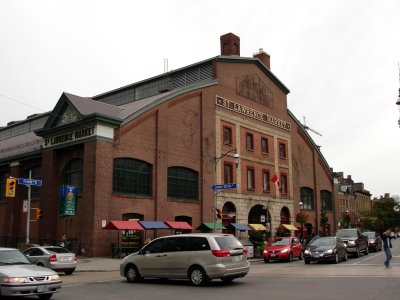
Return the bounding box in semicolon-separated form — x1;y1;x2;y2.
336;229;357;238
0;249;31;265
310;237;335;246
271;238;290;246
364;232;376;239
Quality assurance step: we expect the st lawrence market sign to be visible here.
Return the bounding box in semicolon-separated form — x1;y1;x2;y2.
44;126;95;148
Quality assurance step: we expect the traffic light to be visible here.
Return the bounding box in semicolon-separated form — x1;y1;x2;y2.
35;208;43;220
5;178;16;198
217;208;222;219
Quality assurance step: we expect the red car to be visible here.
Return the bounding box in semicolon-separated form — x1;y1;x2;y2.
263;237;303;263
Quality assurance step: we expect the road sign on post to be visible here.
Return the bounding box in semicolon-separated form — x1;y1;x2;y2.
17;178;43;186
212;183;237;190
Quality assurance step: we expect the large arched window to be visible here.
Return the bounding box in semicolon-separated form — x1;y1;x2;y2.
113;158;152;196
321;190;333;211
167;167;198;201
300;187;314;210
61;159;83;195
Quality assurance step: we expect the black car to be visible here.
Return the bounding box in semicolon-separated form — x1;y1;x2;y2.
364;231;382;252
304;237;348;264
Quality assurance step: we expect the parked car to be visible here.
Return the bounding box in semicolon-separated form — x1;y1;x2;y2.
303;237;348;264
335;229;369;257
24;246;77;275
120;233;250;286
0;247;62;299
364;231;382;252
263;237;303;263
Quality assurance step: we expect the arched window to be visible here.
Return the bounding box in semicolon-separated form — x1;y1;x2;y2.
300;187;314;210
321;190;333;211
61;159;83;195
113;158;152;196
167;167;198;201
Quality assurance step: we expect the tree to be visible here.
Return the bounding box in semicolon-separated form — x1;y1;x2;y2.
360;198;400;232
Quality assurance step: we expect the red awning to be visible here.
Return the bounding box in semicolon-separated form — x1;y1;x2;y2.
103;220;144;230
165;221;193;230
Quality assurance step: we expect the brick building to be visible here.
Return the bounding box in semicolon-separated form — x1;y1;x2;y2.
0;33;335;256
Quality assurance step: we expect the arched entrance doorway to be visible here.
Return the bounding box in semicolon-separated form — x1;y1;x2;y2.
222;202;236;234
280;206;290;224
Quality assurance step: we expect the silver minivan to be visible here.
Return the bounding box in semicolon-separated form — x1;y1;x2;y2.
120;233;250;286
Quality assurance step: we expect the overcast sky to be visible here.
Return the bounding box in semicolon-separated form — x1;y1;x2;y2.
0;0;399;198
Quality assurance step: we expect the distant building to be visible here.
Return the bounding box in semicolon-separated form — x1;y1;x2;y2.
334;172;371;228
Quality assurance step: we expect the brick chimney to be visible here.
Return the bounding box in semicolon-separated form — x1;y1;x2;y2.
253;48;270;69
220;33;240;56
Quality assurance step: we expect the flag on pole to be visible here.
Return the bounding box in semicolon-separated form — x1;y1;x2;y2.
271;175;282;193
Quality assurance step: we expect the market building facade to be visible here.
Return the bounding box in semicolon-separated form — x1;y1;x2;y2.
0;33;335;256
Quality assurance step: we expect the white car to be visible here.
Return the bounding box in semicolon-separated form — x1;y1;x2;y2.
120;233;250;286
0;247;62;299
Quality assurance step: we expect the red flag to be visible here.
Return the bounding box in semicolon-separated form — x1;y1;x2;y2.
271;175;281;193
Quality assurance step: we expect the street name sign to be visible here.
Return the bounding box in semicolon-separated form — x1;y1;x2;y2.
17;178;43;186
212;183;237;190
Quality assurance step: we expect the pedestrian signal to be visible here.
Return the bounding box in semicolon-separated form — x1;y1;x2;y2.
36;208;43;220
6;178;16;198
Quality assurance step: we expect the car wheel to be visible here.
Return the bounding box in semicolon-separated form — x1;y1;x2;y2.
38;293;53;300
189;266;207;286
64;269;75;275
37;262;44;267
304;259;311;264
333;253;339;264
298;251;303;260
288;252;293;262
125;265;142;283
264;258;269;263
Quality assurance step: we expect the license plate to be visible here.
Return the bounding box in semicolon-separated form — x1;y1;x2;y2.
313;253;320;258
232;255;242;262
37;285;49;293
270;254;276;257
61;257;72;262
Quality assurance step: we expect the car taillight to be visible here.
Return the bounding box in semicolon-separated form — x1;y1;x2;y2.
211;250;231;257
49;255;57;262
242;248;248;255
74;255;78;262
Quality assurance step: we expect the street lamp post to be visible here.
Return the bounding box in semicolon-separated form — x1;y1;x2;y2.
299;201;304;243
345;209;350;228
213;149;240;232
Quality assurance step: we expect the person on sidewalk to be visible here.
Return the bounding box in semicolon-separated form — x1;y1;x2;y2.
381;229;393;268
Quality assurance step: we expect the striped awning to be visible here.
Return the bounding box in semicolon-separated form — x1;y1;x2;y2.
248;224;266;231
282;224;299;231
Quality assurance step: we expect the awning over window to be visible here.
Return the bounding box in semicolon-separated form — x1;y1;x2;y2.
282;224;299;231
248;224;266;231
139;221;169;229
165;221;193;230
103;220;144;230
227;223;250;231
197;222;226;230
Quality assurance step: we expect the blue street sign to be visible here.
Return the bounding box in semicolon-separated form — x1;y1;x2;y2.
17;178;43;187
212;183;237;190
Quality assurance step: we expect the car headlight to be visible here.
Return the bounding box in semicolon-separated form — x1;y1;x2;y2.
49;274;60;281
304;250;310;254
2;277;30;283
348;241;355;245
325;249;334;254
280;249;289;253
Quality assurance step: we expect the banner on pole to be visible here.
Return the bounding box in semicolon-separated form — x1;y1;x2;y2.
59;185;77;216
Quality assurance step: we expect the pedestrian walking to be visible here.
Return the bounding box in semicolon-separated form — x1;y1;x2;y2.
381;229;393;268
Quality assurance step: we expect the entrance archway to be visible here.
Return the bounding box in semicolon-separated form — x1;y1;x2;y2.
222;202;236;234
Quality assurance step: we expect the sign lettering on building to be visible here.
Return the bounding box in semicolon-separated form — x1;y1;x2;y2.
44;126;96;148
216;96;291;131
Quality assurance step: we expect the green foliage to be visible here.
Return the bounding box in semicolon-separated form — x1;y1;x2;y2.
320;211;328;228
248;230;265;247
296;212;308;224
361;198;400;232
